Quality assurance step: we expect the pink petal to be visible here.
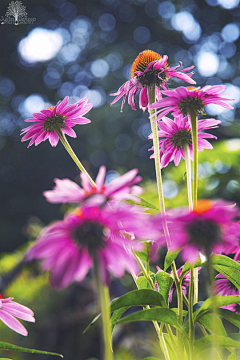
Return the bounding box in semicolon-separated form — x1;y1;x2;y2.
0;310;28;336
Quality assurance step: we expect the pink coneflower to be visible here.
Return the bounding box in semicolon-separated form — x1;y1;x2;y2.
26;204;156;288
212;273;240;297
148;115;220;168
211;273;240;314
21;96;93;147
0;295;35;336
43;166;142;205
151;85;234;122
155;199;240;263
110;50;195;112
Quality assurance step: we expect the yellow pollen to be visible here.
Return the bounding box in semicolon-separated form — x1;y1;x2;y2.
74;208;83;218
187;86;200;93
131;50;164;78
193;199;213;214
47;106;55;111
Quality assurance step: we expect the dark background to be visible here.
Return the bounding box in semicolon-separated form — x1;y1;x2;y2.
0;0;240;358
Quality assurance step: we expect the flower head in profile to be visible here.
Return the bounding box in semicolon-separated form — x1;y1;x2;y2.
154;199;240;263
211;273;240;314
149;115;220;168
26;204;156;288
21;96;93;147
151;85;234;122
0;295;35;336
43;166;143;205
110;50;195;112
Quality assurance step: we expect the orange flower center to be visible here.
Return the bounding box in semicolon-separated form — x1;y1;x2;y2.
193;199;213;214
186;86;200;93
47;106;55;111
131;50;163;78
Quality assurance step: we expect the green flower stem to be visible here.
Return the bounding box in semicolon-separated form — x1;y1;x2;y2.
189;110;199;305
182;144;193;211
133;253;170;360
188;266;194;360
57;130;96;187
147;84;171;247
171;261;184;354
183;293;189;308
207;257;222;359
94;257;113;360
189;110;198;206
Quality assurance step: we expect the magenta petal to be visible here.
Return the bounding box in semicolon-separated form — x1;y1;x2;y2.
0;310;28;336
74;249;92;281
43;178;85;203
2;305;35;322
95;166;106;189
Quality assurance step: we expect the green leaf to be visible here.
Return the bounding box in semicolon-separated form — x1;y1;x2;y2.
117;308;181;329
136;276;151;290
228;354;236;360
218;308;240;328
210;254;240;271
194;335;240;354
110;289;167;311
83;313;101;334
198;313;227;336
127;197;159;211
184;296;240;332
141;358;161;360
0;342;63;357
138;197;159;211
171;308;188;317
212;265;240;291
156;271;173;303
180;260;202;281
164;250;180;271
111;307;129;332
135;241;152;263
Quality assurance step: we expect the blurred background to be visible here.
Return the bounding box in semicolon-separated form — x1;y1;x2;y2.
0;0;240;358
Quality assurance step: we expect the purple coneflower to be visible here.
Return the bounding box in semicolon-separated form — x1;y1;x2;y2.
110;50;195;112
154;199;240;263
151;85;233;122
211;273;240;314
212;273;240;297
0;295;35;336
26;204;156;288
43;166;142;205
148;115;220;168
21;96;93;147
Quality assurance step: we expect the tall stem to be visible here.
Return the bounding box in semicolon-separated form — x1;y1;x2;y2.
189;111;199;304
56;130;96;187
148;84;170;247
182;144;193;211
188;266;194;360
94;257;113;360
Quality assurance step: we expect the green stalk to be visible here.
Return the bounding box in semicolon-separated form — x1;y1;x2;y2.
147;84;171;247
171;261;184;360
182;144;193;211
94;257;113;360
189;110;199;304
133;253;170;360
56;130;96;187
188;266;194;360
207;256;222;359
